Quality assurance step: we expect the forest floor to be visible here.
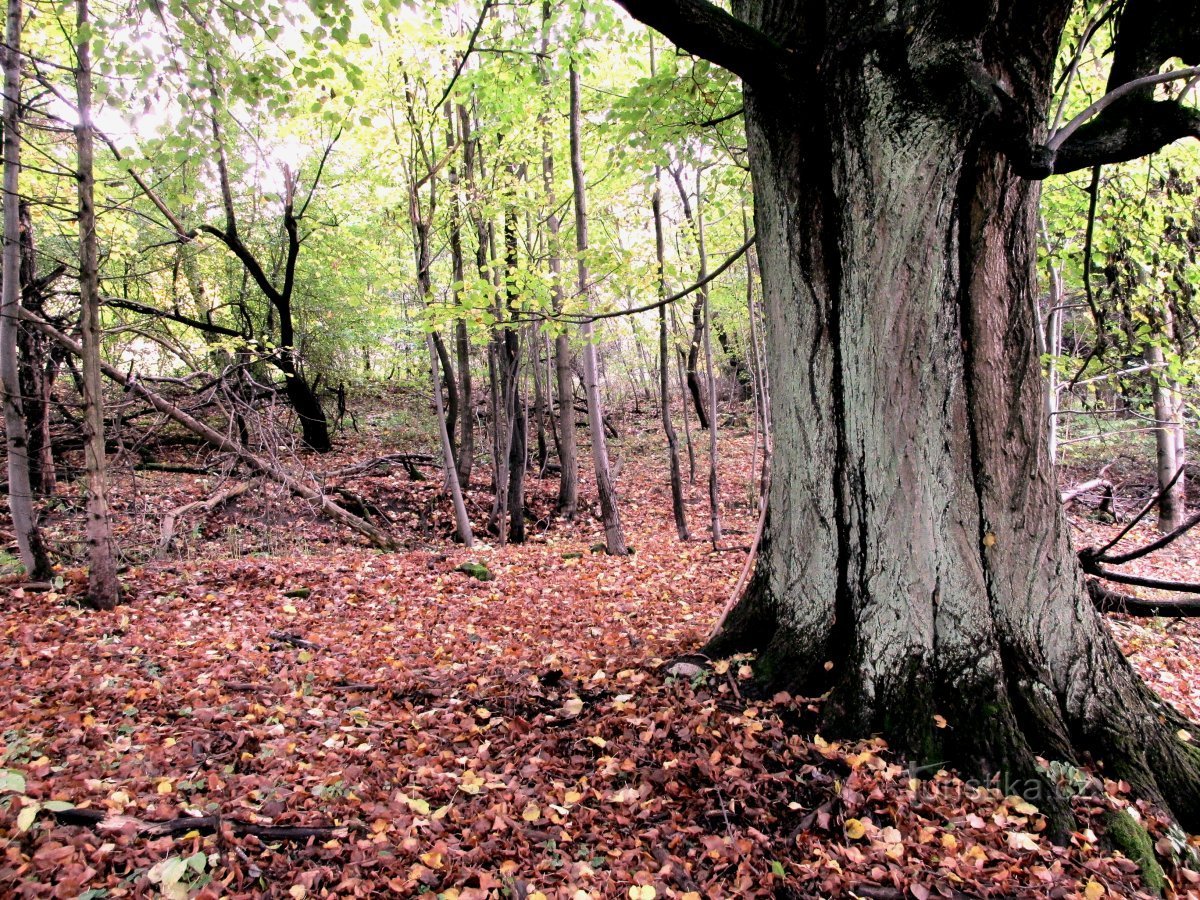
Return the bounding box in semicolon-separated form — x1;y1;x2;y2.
1;406;1199;899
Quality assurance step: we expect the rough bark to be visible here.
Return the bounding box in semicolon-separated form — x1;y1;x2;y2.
1;0;51;578
75;0;121;609
617;0;1200;831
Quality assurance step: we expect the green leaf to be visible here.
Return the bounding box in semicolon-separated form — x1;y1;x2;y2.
43;800;75;812
0;770;26;793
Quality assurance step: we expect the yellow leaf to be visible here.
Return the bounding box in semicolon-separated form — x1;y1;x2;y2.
419;850;444;869
528;893;548;900
1013;801;1039;816
522;803;541;822
564;790;583;804
628;887;657;900
1084;880;1106;900
283;604;298;615
844;818;866;840
1007;831;1040;852
1178;729;1193;743
475;707;491;720
982;532;997;548
288;887;306;900
157;780;173;795
399;793;430;816
933;715;948;729
713;660;730;675
562;697;584;717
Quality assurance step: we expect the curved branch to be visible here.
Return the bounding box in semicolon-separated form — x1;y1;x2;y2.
1048;65;1200;152
611;0;790;87
102;296;243;338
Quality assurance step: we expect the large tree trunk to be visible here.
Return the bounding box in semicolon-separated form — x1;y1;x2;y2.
707;11;1200;828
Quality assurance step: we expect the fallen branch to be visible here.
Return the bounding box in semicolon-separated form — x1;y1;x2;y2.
1087;578;1200;617
1060;470;1115;518
157;481;250;557
267;630;321;651
20;309;397;551
49;807;347;841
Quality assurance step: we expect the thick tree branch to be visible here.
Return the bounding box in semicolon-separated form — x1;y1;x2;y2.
611;0;790;87
102;296;243;338
1050;97;1200;173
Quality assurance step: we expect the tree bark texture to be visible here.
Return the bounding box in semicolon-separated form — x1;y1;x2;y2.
75;0;122;608
699;0;1200;828
653;172;689;541
1;0;51;578
570;64;626;556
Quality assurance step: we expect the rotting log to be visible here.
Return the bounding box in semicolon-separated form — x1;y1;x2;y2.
21;309;397;551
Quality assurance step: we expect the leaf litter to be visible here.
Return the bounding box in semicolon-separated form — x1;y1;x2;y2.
1;430;1198;898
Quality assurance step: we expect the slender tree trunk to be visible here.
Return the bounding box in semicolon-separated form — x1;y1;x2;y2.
695;173;723;546
1;0;50;578
502;206;527;544
703;12;1200;828
1040;223;1063;464
447;159;474;485
428;334;474;546
653;167;689;541
674;311;697;484
531;325;549;472
569;64;626;556
75;0;121;608
540;6;578;518
670;167;711;431
1145;306;1186;531
431;329;459;464
17;203;56;495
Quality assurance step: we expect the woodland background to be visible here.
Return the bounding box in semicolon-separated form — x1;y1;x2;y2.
1;0;1199;896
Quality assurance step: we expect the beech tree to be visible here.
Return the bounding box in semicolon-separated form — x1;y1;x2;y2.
614;0;1200;828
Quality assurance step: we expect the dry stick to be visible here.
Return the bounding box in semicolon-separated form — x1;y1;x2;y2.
1088;578;1200;617
1095;507;1200;566
1087;462;1187;559
156;480;249;557
49;807;346;841
20;309;397;551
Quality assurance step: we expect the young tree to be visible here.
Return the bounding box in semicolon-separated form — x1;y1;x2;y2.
570;62;627;556
75;0;120;608
1;0;51;578
616;0;1200;827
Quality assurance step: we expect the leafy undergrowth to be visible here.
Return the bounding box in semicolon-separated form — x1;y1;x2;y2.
1;429;1199;898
